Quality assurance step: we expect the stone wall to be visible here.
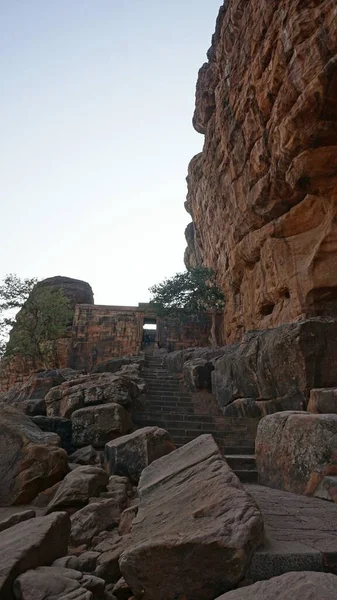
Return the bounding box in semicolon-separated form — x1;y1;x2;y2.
186;0;337;343
70;304;214;372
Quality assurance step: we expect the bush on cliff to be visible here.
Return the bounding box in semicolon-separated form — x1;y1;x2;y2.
149;267;224;346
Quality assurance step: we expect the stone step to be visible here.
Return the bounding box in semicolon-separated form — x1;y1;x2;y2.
171;435;254;448
134;412;215;423
235;470;258;484
225;454;256;471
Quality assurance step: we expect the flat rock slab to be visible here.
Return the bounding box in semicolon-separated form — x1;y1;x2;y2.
120;434;263;600
246;484;337;579
215;571;337;600
0;512;70;600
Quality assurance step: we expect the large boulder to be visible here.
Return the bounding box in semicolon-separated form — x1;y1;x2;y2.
45;373;141;418
214;572;337;600
212;319;337;415
164;347;225;374
71;403;133;448
46;466;109;514
256;412;337;499
70;499;121;546
120;435;263;600
13;566;104;600
0;368;82;415
307;387;337;414
105;426;176;483
30;416;73;453
34;276;94;307
0;403;68;505
0;512;70;600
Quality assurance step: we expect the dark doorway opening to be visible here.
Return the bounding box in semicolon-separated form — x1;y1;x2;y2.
142;318;157;349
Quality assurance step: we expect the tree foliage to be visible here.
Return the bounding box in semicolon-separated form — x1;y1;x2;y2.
0;274;72;366
0;274;37;355
149;267;225;320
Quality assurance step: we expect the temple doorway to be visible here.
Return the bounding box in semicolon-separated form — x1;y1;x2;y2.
142;317;157;350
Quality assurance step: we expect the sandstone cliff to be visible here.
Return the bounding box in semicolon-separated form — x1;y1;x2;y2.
185;0;337;342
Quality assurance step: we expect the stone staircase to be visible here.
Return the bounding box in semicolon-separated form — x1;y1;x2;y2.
133;355;258;483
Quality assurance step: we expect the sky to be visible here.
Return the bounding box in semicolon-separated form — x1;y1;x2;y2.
1;0;221;306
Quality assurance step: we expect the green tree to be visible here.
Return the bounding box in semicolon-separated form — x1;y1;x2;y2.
0;274;73;367
0;274;37;355
149;267;225;346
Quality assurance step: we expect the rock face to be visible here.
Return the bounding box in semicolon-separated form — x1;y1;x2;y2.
0;512;70;600
45;373;141;419
105;427;176;483
214;571;337;600
212;319;337;416
35;276;94;308
0;403;68;505
120;435;264;600
256;412;337;499
71;403;133;448
186;0;337;343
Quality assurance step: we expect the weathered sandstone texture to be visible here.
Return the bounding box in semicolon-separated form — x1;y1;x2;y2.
186;0;337;342
120;435;263;600
0;403;68;505
215;571;337;600
45;372;142;419
105;426;176;483
256;411;337;501
307;387;337;413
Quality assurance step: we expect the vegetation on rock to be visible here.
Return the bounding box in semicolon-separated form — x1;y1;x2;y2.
149;267;224;345
0;274;72;366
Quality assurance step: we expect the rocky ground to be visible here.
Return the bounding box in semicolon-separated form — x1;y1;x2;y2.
1;352;337;599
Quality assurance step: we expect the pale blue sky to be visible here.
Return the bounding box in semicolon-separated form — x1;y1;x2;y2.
1;1;220;305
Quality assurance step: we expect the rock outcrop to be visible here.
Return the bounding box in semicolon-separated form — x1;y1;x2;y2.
120;435;263;600
256;411;337;501
45;372;142;419
186;0;337;342
0;403;68;505
165;319;337;416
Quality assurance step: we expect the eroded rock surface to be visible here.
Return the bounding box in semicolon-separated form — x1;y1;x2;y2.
120;435;263;600
0;403;68;505
186;0;337;342
256;412;337;499
46;373;141;418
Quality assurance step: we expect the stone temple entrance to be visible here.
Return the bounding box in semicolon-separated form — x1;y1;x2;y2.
142;317;157;351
